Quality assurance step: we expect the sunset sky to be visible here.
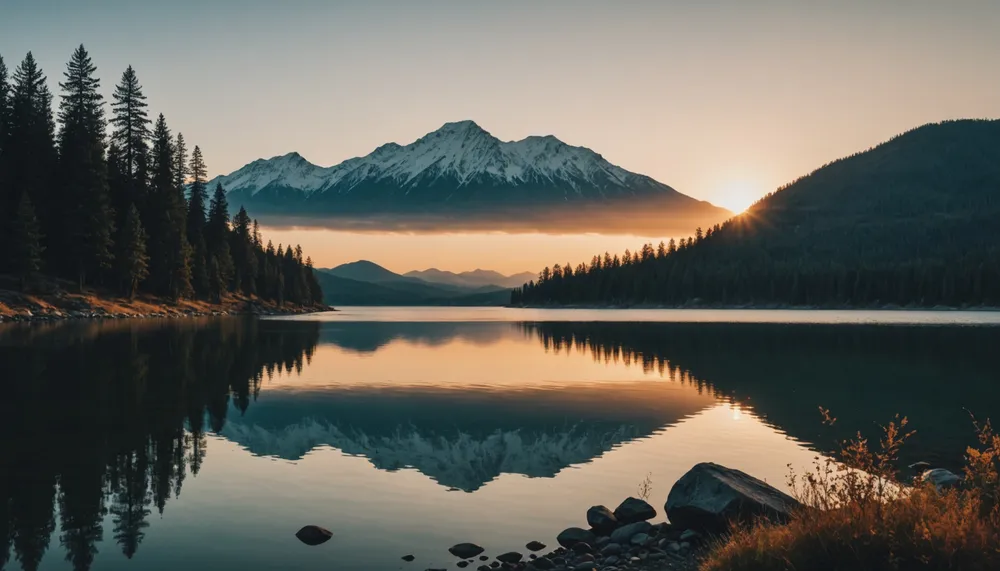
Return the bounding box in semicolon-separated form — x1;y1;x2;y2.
4;0;999;274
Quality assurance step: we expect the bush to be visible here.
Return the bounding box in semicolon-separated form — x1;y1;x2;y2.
700;411;1000;571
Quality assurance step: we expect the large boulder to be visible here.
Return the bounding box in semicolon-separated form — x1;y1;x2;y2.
556;527;597;548
665;462;800;532
586;505;618;533
613;497;657;524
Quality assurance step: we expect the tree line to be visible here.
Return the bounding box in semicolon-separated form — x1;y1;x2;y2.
0;318;321;570
513;121;1000;308
0;46;323;306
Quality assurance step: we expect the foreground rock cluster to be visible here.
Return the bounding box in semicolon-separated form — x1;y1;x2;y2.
427;463;799;571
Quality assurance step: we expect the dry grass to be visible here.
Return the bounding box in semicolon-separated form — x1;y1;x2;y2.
700;410;1000;571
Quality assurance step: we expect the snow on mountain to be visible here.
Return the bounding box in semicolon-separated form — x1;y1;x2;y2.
207;120;684;201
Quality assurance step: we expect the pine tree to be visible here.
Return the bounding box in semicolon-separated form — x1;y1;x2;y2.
109;66;150;191
57;44;114;291
6;53;57;264
206;183;233;287
12;192;44;290
0;54;10;272
230;206;257;295
187;145;209;296
118;204;149;299
147;114;192;298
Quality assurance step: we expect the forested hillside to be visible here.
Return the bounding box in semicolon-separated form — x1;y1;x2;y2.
513;120;1000;307
0;47;323;307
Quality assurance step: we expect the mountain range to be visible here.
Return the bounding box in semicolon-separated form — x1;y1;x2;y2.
313;260;527;306
206;120;730;233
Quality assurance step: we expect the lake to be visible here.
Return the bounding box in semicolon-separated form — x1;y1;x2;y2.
1;308;999;570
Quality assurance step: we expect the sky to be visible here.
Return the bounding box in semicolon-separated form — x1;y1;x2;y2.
3;0;999;273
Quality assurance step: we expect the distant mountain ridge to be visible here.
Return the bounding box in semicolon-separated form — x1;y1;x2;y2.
314;260;519;306
404;268;536;289
205;120;730;233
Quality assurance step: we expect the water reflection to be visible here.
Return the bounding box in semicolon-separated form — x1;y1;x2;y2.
1;316;998;570
0;319;320;570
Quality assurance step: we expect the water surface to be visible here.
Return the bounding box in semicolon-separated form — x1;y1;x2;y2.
1;308;998;570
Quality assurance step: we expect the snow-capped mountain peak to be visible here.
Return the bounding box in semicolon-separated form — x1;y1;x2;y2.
202;120;732;232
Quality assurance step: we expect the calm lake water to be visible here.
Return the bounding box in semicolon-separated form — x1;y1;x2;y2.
2;308;999;570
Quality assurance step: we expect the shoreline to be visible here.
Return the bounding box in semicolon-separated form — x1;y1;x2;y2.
508;303;1000;312
0;287;333;323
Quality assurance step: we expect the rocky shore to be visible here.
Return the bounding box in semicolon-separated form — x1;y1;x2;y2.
0;285;331;323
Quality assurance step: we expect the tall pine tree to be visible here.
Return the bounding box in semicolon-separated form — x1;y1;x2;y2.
206;183;233;294
147;114;192;299
6;53;57;269
186;145;209;296
0;54;10;272
109;66;152;241
57;45;114;291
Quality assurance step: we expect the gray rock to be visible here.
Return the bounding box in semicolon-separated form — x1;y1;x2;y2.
401;554;415;561
525;541;546;552
629;533;650;546
600;543;622;556
571;542;592;554
604;555;620;566
614;497;657;524
586;505;618;533
449;543;485;559
496;552;522;564
922;468;962;491
665;462;800;532
609;521;652;544
556;527;597;548
530;557;555;570
294;525;332;546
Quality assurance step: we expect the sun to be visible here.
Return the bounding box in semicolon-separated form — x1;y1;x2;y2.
717;180;761;213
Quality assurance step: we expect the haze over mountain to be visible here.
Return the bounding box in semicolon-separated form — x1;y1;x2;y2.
206;120;730;233
404;268;536;289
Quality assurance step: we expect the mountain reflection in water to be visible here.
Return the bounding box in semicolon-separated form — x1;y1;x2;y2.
1;316;997;571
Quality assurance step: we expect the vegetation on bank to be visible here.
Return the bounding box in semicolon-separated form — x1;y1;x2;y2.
700;411;1000;571
513;120;1000;308
0;46;323;309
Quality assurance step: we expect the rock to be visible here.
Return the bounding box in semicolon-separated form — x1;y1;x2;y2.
556;527;596;548
294;525;332;546
531;557;555;570
572;563;597;571
629;533;650;546
401;554;415;561
604;555;620;565
477;566;492;571
480;556;489;561
909;461;932;471
457;562;469;569
525;540;546;551
609;521;652;544
496;552;522;564
679;529;702;544
449;543;486;559
614;497;657;524
571;542;592;554
665;462;800;532
600;543;622;556
586;505;618;533
922;468;962;490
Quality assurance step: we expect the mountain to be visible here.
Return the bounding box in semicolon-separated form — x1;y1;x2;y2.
314;260;511;306
205;120;730;233
515;120;1000;307
404;268;536;289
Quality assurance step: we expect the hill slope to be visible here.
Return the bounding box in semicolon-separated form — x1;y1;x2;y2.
206;120;730;233
403;268;536;289
514;120;1000;307
314;261;510;306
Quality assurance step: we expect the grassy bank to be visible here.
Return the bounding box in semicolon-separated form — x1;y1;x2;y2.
700;412;1000;571
0;275;330;320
